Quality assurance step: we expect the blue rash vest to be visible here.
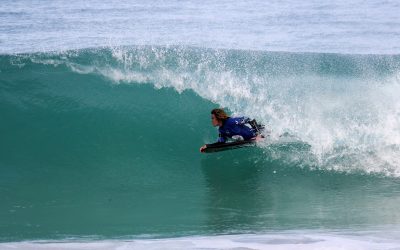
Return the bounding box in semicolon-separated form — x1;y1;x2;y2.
217;117;256;143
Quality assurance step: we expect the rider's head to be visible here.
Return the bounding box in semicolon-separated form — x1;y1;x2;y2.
211;108;229;126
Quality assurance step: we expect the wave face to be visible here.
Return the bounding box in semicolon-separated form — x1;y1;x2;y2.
4;46;400;175
1;46;400;241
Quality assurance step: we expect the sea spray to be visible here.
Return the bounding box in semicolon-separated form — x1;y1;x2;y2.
4;46;399;175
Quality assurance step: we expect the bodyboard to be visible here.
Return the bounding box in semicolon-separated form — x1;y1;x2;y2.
203;139;257;153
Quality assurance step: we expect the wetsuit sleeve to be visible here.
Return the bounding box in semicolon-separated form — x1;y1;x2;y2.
217;133;227;143
205;133;226;147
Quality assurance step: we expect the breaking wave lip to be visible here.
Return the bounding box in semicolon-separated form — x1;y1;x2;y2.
2;46;400;176
1;229;400;250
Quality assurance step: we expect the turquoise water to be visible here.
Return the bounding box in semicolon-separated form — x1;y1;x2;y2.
1;48;400;248
1;1;400;249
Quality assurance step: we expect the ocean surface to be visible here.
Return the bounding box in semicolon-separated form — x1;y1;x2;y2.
1;1;400;249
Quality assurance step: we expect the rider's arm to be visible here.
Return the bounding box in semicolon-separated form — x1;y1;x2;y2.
217;133;227;143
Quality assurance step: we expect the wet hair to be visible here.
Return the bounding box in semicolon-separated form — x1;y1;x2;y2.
211;108;230;122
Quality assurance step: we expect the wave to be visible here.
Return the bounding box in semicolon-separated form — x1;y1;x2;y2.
2;47;400;242
1;46;400;176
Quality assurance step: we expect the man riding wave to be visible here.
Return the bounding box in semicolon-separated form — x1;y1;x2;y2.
200;108;264;153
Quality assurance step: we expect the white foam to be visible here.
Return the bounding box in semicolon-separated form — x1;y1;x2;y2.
106;47;400;176
1;230;400;250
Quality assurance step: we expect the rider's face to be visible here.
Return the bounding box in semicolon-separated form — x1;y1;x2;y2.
211;114;220;127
